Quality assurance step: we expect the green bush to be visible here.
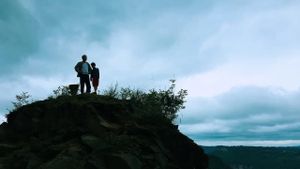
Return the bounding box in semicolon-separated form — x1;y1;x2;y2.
48;86;71;99
11;92;32;110
103;80;188;122
10;80;187;123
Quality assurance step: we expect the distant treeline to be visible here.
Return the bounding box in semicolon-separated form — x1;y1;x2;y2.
204;146;300;169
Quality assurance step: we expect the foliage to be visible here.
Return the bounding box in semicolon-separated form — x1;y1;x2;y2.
102;83;119;98
103;80;188;122
11;80;187;123
49;86;71;99
158;79;188;120
11;92;32;110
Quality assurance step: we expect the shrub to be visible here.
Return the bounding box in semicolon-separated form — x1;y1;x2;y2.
102;83;119;98
11;92;32;110
48;86;71;99
103;80;188;122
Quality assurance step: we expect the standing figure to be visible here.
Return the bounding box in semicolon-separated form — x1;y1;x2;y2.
90;62;100;94
74;55;92;94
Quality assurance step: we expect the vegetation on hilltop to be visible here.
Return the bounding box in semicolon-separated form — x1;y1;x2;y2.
10;80;187;123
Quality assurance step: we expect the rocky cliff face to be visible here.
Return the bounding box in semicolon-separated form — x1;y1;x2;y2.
0;95;208;169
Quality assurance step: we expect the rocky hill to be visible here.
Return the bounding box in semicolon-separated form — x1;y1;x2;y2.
0;95;208;169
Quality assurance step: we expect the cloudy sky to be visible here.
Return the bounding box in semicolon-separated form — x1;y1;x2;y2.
1;0;300;146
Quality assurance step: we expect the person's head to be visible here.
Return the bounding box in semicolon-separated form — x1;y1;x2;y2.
91;62;96;68
82;55;87;62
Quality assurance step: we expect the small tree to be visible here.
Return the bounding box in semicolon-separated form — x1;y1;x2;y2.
159;79;188;121
50;86;71;98
11;92;32;110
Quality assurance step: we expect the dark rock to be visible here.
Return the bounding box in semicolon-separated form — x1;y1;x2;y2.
26;154;43;169
0;144;18;156
0;95;208;169
104;153;142;169
38;155;85;169
85;157;107;169
81;135;111;151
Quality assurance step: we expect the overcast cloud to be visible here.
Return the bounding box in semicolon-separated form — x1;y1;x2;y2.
179;86;300;146
1;0;300;146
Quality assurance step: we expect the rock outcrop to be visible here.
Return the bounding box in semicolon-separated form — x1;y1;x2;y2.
0;95;208;169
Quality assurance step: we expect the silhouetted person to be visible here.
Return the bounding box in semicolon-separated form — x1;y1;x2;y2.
75;55;92;94
90;62;100;94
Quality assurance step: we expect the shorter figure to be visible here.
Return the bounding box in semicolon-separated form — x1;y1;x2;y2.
90;62;100;94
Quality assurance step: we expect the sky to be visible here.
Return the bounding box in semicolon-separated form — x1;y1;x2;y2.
1;0;300;146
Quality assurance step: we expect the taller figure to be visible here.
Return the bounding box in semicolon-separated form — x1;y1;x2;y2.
75;54;92;94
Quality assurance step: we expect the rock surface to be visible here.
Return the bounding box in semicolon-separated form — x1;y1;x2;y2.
0;95;208;169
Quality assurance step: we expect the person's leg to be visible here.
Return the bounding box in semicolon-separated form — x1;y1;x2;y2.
82;75;90;93
86;75;91;93
94;86;97;93
80;76;84;94
96;79;99;93
92;78;98;93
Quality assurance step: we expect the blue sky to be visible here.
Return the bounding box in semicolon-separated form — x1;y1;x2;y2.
1;0;300;146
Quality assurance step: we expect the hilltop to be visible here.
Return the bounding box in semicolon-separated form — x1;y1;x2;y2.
0;94;208;169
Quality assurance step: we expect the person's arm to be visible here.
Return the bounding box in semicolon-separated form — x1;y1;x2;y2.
74;62;80;73
96;68;100;79
90;70;94;81
88;63;92;74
